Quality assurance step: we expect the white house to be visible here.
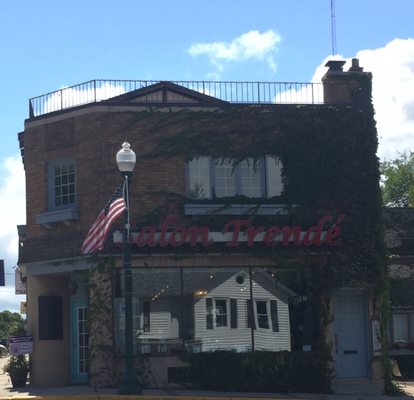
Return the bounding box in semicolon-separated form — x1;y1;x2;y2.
113;268;294;355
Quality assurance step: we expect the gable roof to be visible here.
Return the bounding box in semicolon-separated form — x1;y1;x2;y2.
131;268;295;299
105;81;228;105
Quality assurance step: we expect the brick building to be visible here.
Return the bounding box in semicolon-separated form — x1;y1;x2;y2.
18;59;386;392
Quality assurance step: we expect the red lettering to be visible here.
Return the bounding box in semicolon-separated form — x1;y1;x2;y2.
189;226;213;247
264;226;280;246
129;214;345;249
246;226;265;246
280;226;302;246
169;227;188;247
223;219;249;247
303;215;333;246
136;226;157;247
326;214;345;246
159;216;175;247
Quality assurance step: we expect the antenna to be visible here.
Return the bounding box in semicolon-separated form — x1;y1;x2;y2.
331;0;337;55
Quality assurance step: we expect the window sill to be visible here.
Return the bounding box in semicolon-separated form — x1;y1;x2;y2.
36;207;79;228
184;203;289;216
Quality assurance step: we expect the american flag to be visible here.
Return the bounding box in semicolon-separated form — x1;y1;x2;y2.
82;182;126;254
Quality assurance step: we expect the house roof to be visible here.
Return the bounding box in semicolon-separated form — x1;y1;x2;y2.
128;268;295;299
104;81;228;105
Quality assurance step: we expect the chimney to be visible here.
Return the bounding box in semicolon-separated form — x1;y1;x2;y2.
322;58;371;106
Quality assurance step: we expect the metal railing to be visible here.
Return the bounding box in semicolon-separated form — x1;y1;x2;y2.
29;79;325;118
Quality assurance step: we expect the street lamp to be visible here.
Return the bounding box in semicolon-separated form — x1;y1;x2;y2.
116;142;142;395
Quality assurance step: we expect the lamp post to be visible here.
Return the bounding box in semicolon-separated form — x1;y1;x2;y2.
116;142;142;395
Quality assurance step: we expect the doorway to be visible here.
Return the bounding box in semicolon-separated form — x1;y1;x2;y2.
333;290;368;378
70;299;89;384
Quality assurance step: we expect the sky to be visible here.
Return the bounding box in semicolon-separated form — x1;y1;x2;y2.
0;0;414;312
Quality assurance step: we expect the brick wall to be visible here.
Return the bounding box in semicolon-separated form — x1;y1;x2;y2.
21;108;190;262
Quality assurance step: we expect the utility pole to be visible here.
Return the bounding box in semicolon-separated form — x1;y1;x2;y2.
331;0;337;55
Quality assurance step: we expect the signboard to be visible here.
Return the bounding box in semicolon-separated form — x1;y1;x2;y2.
113;214;345;249
0;260;4;286
20;301;27;315
15;268;26;295
9;336;33;355
372;319;382;356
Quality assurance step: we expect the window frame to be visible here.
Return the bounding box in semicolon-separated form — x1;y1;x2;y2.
391;311;414;344
255;300;271;330
185;156;212;200
47;157;77;211
214;298;229;328
186;156;282;200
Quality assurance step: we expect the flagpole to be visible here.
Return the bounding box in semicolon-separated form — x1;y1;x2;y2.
116;142;141;395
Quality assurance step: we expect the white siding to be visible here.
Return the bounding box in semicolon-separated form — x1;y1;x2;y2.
194;272;291;352
139;298;179;340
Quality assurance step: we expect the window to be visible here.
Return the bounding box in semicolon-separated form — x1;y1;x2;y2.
187;156;283;199
392;312;414;344
142;301;150;332
188;156;211;199
239;159;262;198
214;159;236;197
266;156;284;198
206;298;237;329
38;296;63;340
247;299;279;332
48;158;76;209
36;158;79;225
215;299;228;327
256;300;270;329
36;158;78;226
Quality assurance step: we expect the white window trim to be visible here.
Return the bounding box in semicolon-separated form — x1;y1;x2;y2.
47;157;77;211
255;299;271;331
213;298;230;329
187;155;283;200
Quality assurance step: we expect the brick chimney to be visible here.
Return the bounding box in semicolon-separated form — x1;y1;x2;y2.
322;58;371;106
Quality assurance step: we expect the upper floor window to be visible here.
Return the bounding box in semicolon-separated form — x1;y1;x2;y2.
48;158;76;210
187;156;283;200
35;157;79;227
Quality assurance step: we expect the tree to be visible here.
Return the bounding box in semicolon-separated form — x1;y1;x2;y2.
381;151;414;207
0;310;25;339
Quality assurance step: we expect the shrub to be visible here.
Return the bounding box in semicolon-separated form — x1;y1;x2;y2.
184;350;332;393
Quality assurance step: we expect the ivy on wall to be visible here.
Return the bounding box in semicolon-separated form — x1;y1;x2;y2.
127;99;384;288
88;258;120;388
89;74;390;391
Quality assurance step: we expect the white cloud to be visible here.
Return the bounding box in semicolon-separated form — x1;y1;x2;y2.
0;155;26;312
0;155;26;260
312;39;414;160
187;30;281;78
0;286;25;313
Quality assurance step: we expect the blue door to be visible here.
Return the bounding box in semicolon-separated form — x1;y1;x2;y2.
70;299;89;384
333;291;368;378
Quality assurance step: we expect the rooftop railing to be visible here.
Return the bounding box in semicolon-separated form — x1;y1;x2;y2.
29;79;325;118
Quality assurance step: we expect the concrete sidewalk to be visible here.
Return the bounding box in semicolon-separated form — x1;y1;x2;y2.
1;357;413;400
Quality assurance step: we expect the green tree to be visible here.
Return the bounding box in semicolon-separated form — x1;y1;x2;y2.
0;310;25;339
381;151;414;207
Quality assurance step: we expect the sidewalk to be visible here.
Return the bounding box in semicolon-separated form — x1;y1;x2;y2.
1;357;413;400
